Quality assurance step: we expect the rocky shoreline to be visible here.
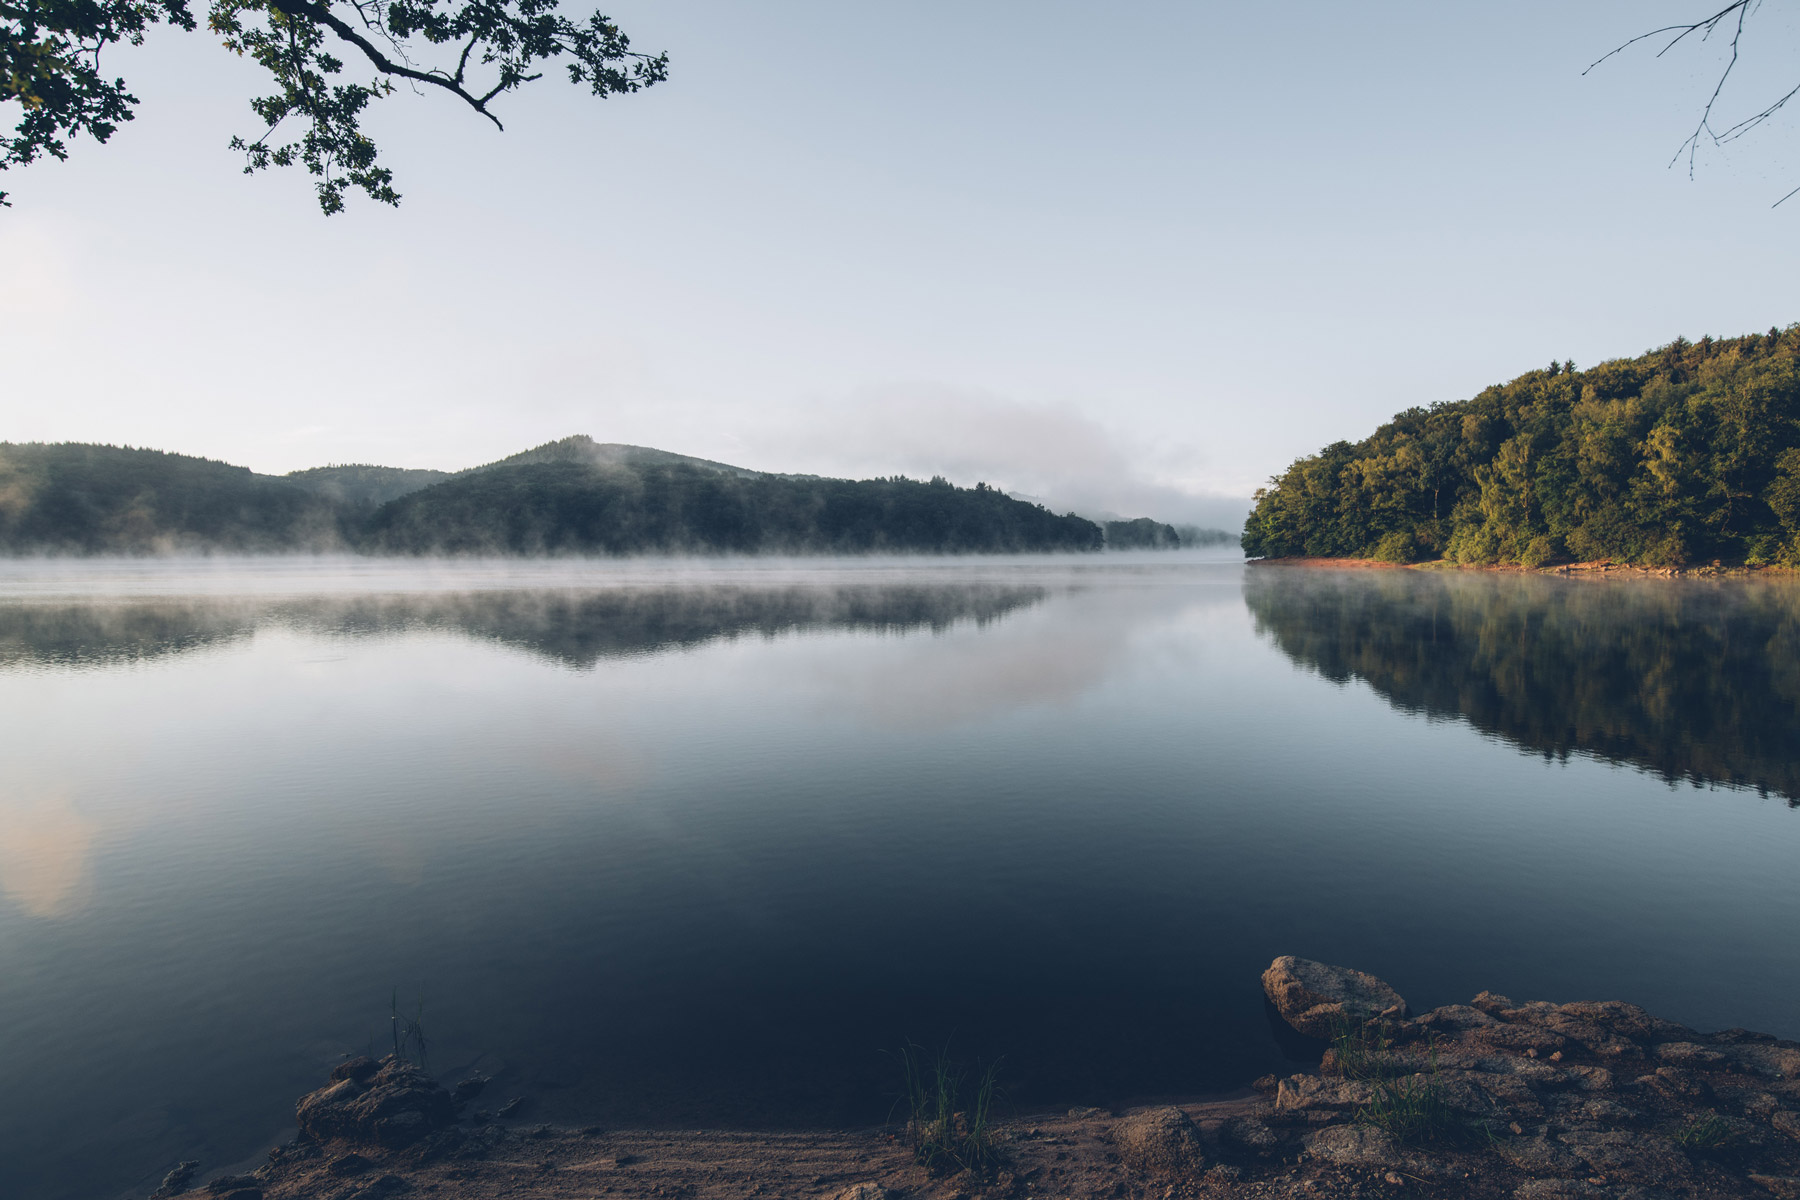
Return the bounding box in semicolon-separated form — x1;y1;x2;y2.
154;959;1800;1200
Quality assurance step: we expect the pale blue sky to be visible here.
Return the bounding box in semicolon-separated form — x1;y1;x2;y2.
3;1;1799;525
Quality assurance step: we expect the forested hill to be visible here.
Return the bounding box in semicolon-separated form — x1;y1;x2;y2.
0;440;1128;555
0;443;346;553
1241;326;1800;567
362;462;1103;555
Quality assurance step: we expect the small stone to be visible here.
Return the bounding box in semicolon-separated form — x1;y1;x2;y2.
1648;1066;1709;1100
1497;1135;1585;1176
1570;1098;1637;1124
830;1186;889;1200
1112;1107;1205;1174
206;1180;262;1198
1556;1129;1691;1185
1654;1042;1728;1069
1413;1005;1498;1032
1276;1075;1374;1112
152;1161;201;1199
1222;1115;1280;1157
1303;1125;1399;1168
296;1057;456;1149
1744;1094;1781;1118
327;1154;373;1178
1384;1172;1404;1186
332;1057;381;1083
1512;1182;1604;1199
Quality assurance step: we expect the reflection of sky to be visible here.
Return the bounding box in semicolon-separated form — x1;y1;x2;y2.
0;790;95;917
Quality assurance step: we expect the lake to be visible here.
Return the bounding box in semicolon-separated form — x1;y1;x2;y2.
1;554;1796;1200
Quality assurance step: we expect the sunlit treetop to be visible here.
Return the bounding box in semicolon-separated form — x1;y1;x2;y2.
1;0;666;212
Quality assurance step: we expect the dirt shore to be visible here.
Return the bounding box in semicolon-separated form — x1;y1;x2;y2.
155;962;1800;1200
1247;556;1790;577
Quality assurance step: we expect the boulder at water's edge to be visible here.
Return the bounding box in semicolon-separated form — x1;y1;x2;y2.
1261;955;1407;1038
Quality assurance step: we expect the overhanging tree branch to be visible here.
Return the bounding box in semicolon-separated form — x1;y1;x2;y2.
3;0;666;212
268;0;504;128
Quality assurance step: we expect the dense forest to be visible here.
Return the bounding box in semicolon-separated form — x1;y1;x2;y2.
0;437;1208;556
0;443;348;553
1241;326;1800;567
364;460;1105;554
1103;517;1183;549
1244;569;1800;803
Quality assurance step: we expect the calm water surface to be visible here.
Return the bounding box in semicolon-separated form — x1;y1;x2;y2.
1;555;1796;1200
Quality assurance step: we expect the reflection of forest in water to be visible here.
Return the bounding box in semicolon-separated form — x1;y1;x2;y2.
0;583;1049;671
1244;569;1800;804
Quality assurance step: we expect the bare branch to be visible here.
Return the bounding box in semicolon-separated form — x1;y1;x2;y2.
1590;0;1800;200
1582;1;1751;75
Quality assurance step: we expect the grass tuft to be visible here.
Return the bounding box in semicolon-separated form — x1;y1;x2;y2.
1357;1067;1466;1146
1327;1016;1399;1082
1673;1111;1738;1151
390;988;429;1070
1330;1020;1486;1148
893;1043;1004;1179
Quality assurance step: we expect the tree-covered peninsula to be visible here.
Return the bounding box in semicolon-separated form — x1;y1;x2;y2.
0;436;1146;555
1241;326;1800;567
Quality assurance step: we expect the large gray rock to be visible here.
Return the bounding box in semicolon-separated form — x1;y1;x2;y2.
296;1056;456;1149
1262;956;1407;1038
1111;1106;1205;1174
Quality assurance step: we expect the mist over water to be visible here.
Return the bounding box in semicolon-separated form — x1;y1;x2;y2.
0;555;1796;1200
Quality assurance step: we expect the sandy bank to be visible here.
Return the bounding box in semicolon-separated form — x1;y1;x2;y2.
1250;557;1794;577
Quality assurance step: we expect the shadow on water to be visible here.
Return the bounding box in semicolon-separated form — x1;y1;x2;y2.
1243;568;1800;804
0;583;1051;672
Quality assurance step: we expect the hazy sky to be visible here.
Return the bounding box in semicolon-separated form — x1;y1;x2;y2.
4;1;1799;525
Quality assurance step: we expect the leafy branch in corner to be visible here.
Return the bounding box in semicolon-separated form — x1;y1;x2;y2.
1;0;666;210
1586;1;1800;206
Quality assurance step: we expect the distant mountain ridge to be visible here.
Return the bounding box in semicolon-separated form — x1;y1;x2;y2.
0;437;1215;556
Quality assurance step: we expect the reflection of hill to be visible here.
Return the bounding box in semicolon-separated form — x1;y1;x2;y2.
1244;570;1800;803
0;584;1048;671
0;602;258;668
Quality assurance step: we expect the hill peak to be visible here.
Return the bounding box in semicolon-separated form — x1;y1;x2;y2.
473;436;764;479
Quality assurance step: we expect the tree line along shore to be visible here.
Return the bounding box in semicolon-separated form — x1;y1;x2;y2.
1241;326;1800;569
0;436;1229;557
